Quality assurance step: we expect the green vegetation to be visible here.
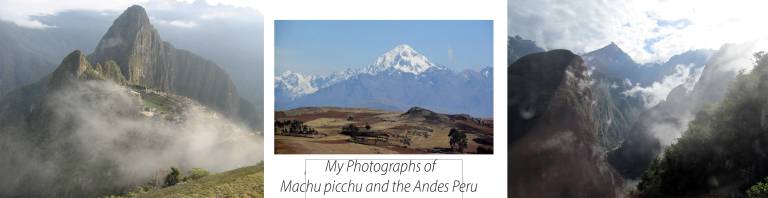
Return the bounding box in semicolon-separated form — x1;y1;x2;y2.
341;123;360;135
275;120;318;135
638;52;768;196
164;167;181;187
186;168;210;181
93;60;127;83
449;128;467;152
141;93;175;113
748;177;768;198
108;163;263;198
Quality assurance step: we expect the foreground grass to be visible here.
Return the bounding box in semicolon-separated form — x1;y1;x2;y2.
129;162;264;198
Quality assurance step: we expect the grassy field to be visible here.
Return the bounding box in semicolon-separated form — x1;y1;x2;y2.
126;162;264;198
275;107;493;154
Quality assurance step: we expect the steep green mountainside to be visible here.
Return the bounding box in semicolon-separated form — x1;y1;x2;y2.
0;23;56;98
638;52;768;197
508;49;623;197
591;71;646;150
0;51;263;196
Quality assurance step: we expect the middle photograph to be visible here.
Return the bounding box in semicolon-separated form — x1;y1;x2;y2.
274;20;493;154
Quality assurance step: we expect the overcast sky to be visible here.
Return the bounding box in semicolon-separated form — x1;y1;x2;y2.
509;0;768;63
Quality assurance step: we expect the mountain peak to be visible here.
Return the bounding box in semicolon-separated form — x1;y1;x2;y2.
89;5;169;89
369;44;441;75
115;5;150;29
49;50;95;88
391;44;416;52
58;50;88;73
585;41;636;65
602;42;622;53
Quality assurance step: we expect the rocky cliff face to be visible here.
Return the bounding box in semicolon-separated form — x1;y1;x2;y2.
49;50;126;88
508;50;623;197
88;5;172;90
86;5;242;119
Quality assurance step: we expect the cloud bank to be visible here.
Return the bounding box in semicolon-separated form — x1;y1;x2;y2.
509;0;768;63
0;80;263;196
0;0;263;29
623;63;704;107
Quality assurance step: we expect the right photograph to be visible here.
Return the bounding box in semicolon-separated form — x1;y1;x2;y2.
509;0;768;197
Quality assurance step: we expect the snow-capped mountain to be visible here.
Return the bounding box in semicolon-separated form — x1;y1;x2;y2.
275;44;493;117
275;70;318;99
365;44;445;74
276;44;446;98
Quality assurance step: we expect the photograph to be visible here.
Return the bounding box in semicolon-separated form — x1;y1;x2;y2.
274;20;493;154
0;1;264;197
508;0;768;197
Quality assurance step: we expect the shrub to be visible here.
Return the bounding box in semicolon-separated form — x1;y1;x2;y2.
748;177;768;198
448;128;467;152
186;168;210;181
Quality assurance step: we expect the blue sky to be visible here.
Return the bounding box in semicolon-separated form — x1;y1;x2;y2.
275;20;492;76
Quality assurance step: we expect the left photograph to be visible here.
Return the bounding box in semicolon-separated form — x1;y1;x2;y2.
0;2;264;197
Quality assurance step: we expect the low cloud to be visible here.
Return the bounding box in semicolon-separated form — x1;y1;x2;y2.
0;80;263;196
154;18;198;28
623;63;703;107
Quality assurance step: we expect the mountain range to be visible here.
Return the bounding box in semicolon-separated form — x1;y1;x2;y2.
0;5;259;128
276;44;493;117
0;6;264;129
583;42;713;87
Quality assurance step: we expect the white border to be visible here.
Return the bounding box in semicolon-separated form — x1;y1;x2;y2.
262;0;507;197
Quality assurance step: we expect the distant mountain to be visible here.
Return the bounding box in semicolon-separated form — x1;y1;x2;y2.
584;45;713;152
276;44;493;117
584;42;713;86
508;49;623;197
507;35;544;64
0;31;55;98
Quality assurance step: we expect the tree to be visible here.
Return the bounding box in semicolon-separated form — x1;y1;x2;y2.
164;167;181;187
448;128;467;152
365;123;372;130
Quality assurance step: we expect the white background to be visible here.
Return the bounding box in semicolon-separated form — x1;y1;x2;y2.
261;0;508;197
